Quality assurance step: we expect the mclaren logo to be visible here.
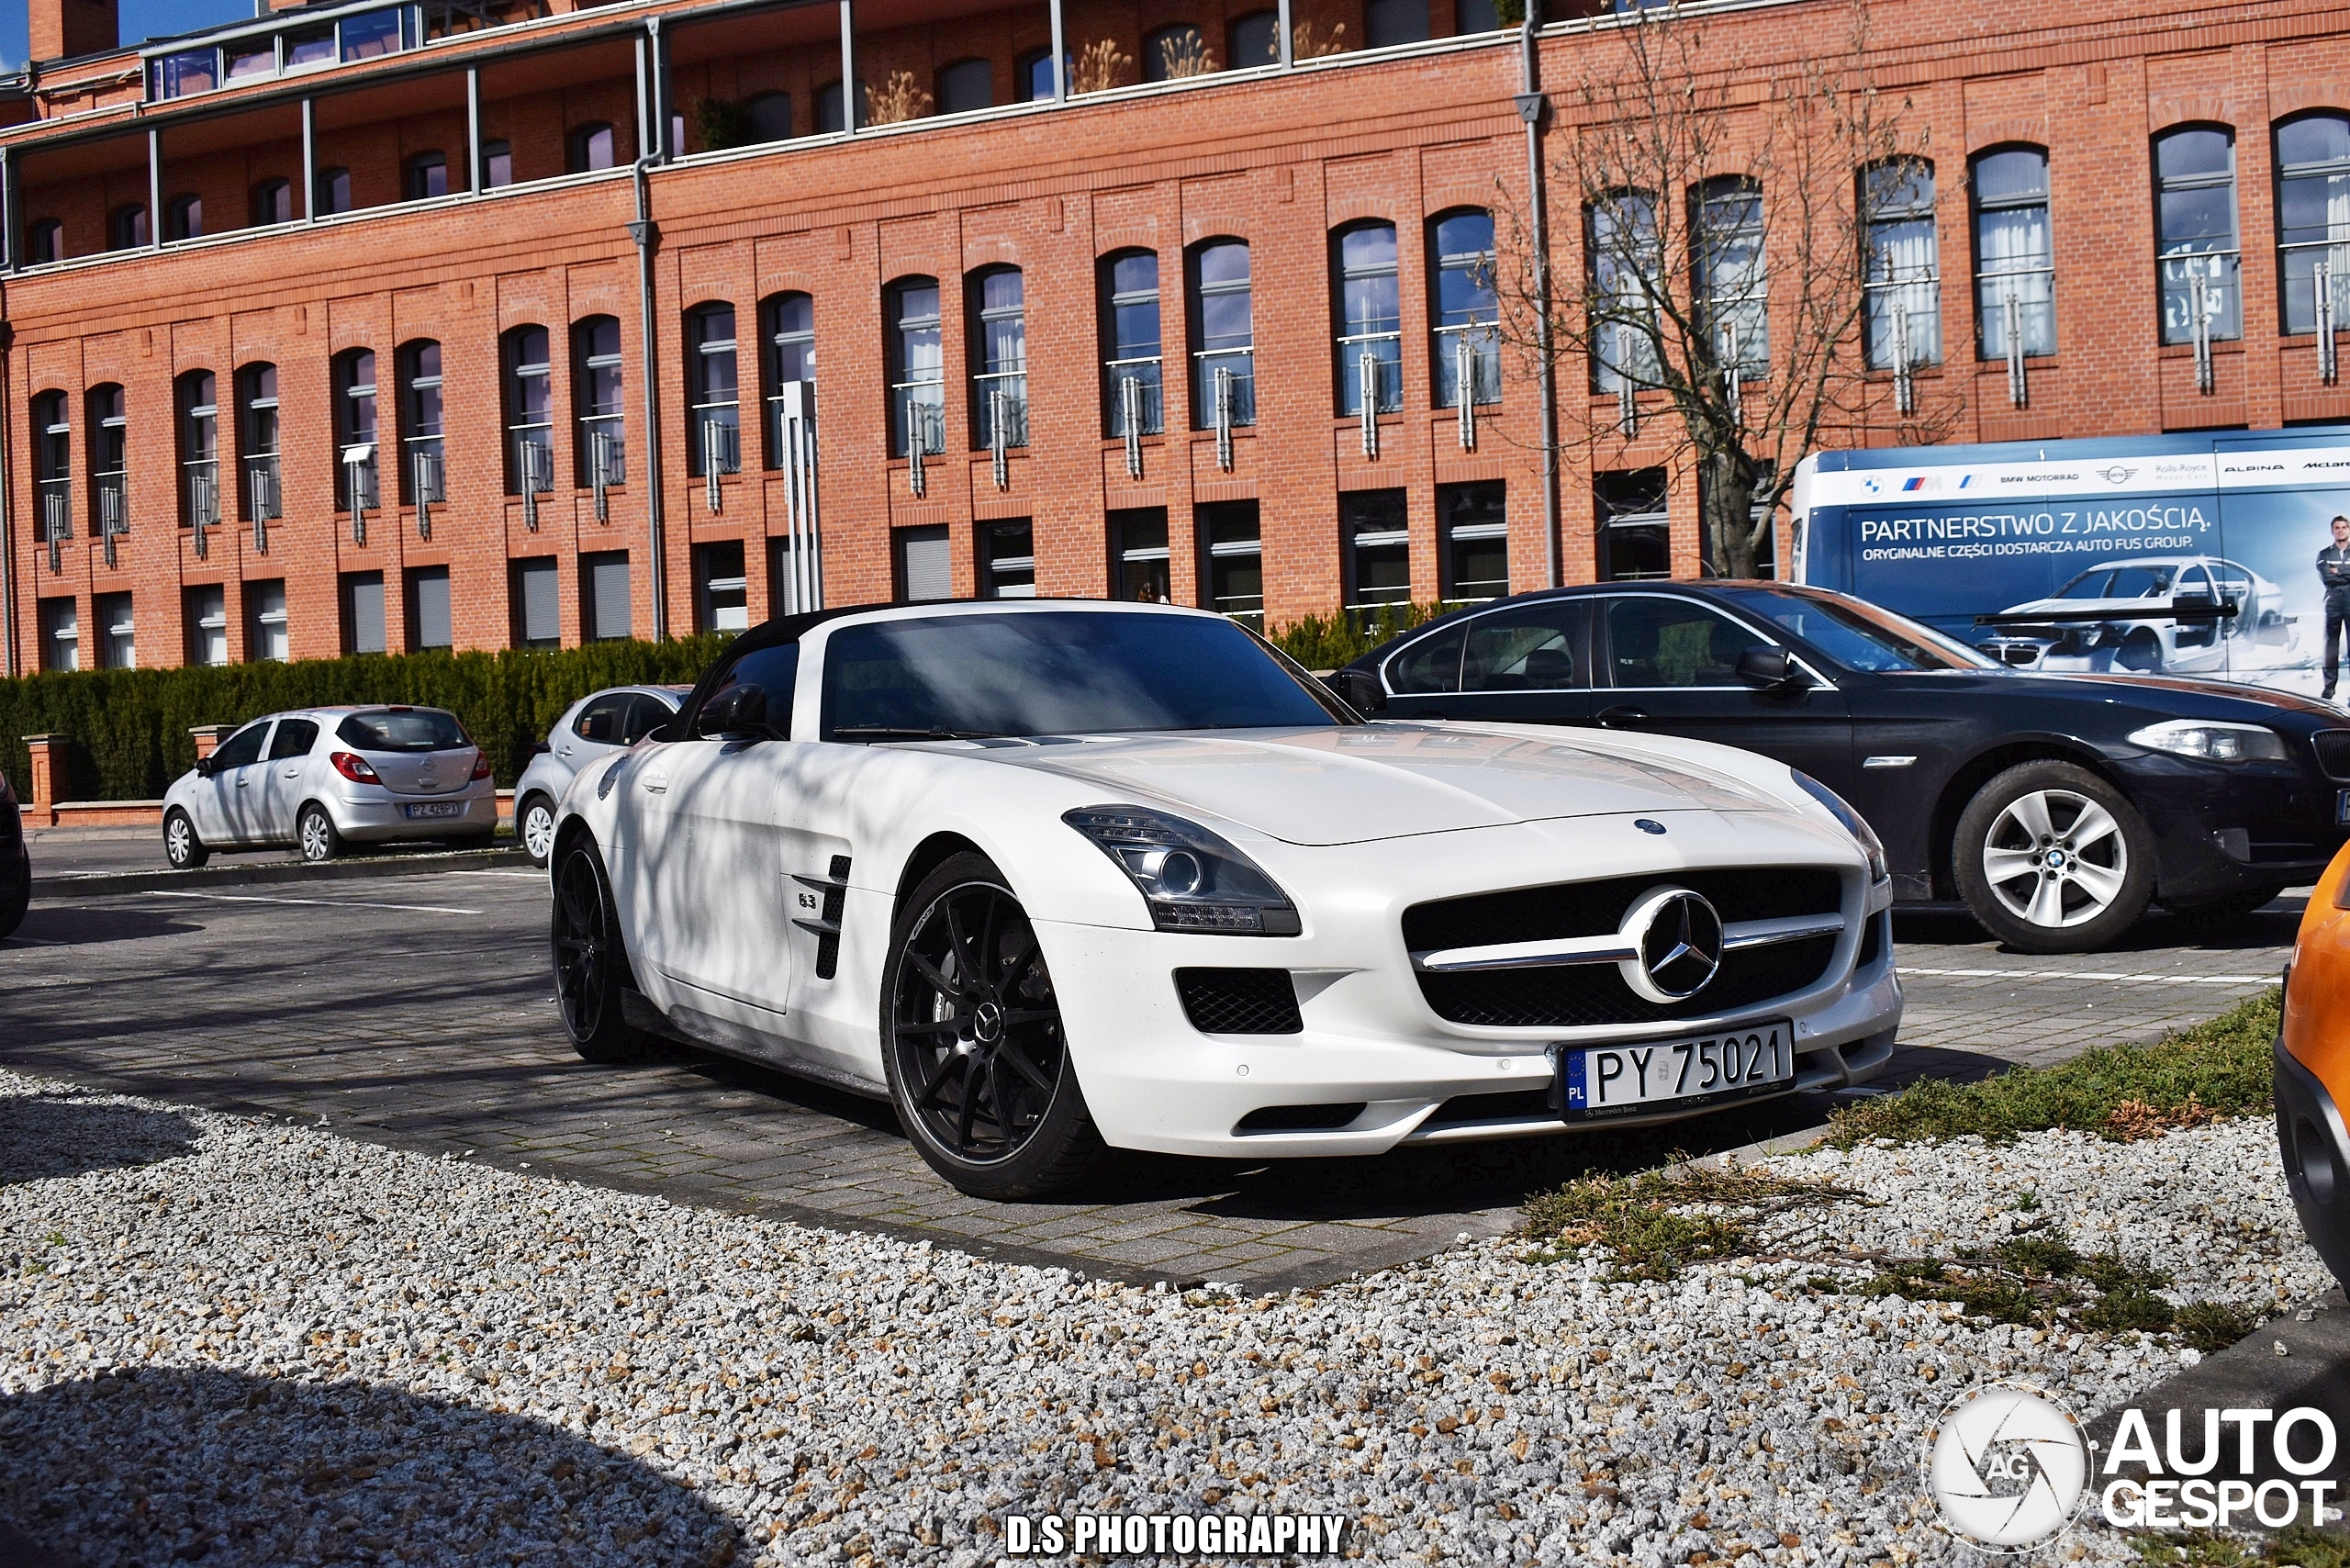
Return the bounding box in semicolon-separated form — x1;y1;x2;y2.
1618;886;1724;1004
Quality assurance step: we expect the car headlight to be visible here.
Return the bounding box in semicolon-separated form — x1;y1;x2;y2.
2126;719;2288;764
1792;770;1888;883
1063;805;1303;935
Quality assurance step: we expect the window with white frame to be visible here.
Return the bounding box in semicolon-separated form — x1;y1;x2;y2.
2277;114;2350;336
1972;147;2055;360
1334;222;1402;416
2155;126;2242;344
1862;160;1940;369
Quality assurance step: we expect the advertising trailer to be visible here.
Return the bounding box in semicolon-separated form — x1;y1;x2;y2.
1792;426;2350;700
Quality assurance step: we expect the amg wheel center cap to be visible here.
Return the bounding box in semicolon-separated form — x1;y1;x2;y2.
971;1001;1005;1044
1617;886;1725;1004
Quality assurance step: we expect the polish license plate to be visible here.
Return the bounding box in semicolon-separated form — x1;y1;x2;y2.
1551;1022;1795;1118
402;801;465;820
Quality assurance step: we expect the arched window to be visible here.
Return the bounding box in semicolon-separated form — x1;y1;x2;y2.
332;348;379;512
24;218;61;264
937;59;992;115
1188;239;1254;428
1455;0;1502;33
501;325;553;496
760;292;815;467
405;151;448;200
816;80;867;132
1971;146;2053;360
1430;208;1497;408
1017;50;1058;101
1229;11;1279;66
686;303;740;478
886;276;944;458
480;140;513;189
236;364;280;523
1334;221;1401;416
1365;0;1429;48
108;203;148;251
1861;160;1940;369
314;165;352;215
569;122;618;174
1693;175;1766;371
1588;190;1661;396
1145;24;1213;81
163;194;203;241
30;390;69;546
968;267;1026;450
397;341;444;506
251;178;292;226
2276;113;2350;336
87;384;127;539
1099;250;1161;436
174;371;218;532
748;91;793;141
572;316;625;487
2156;126;2240;344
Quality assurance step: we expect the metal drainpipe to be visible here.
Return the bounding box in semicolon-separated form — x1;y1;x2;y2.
1516;2;1559;588
0;308;14;678
630;158;667;641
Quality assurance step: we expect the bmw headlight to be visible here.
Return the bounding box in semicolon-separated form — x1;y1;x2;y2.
1064;805;1303;935
2126;719;2288;764
1792;770;1888;883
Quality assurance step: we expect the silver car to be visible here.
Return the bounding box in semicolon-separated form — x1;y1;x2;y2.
161;705;498;868
513;685;688;865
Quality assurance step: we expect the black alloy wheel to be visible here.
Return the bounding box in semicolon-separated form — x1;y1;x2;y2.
551;837;646;1063
882;852;1102;1199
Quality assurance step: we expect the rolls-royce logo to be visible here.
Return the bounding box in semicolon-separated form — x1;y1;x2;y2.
1617;886;1723;1004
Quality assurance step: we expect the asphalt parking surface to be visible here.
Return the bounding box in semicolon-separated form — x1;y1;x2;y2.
0;871;2296;1293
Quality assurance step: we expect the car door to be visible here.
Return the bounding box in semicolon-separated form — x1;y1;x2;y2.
259;717;320;842
1592;593;1855;793
195;720;273;844
1376;599;1594;724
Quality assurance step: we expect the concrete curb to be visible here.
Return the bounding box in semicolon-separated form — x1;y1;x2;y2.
30;846;535;900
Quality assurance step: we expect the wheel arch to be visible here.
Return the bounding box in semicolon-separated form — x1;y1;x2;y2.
891;831;990;924
1929;739;2128;901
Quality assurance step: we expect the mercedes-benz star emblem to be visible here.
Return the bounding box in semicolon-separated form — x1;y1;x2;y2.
1617;886;1724;1004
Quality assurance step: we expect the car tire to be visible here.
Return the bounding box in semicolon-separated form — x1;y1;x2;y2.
0;854;27;941
162;808;209;870
1954;761;2155;954
297;803;343;864
879;851;1104;1200
518;794;558;867
2167;886;2283;931
550;835;648;1064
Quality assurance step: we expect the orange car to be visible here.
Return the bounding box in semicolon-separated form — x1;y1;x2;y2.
2279;841;2350;1286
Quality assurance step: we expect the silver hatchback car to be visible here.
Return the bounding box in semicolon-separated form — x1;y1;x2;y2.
161;705;498;868
513;685;688;865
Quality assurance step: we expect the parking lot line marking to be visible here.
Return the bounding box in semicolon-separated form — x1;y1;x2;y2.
1900;966;2274;984
143;890;486;915
441;869;546;879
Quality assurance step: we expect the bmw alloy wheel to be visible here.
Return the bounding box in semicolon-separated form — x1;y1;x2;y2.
1979;787;2129;930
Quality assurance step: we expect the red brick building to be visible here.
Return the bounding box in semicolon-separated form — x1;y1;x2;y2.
0;0;2344;674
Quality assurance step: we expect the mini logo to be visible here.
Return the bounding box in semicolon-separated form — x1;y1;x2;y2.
1926;1384;2088;1551
1617;886;1722;1003
1634;818;1667;835
2095;465;2137;484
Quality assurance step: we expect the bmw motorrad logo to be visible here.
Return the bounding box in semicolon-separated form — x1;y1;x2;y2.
1617;886;1723;1003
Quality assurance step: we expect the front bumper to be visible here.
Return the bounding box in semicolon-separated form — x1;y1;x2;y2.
2275;1032;2350;1291
328;788;498;842
2114;753;2347;903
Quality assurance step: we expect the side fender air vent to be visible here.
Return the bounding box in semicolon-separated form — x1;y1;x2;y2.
793;855;852;980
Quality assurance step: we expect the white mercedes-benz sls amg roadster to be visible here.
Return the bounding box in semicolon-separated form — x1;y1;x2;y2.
548;599;1900;1198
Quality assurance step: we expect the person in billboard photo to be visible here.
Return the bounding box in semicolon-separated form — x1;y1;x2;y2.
2321;513;2350;700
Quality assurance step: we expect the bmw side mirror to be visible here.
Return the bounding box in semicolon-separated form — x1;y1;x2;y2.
1735;647;1800;690
1323;668;1387;715
697;683;771;741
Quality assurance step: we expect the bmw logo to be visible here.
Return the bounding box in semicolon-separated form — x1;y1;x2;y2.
1634;819;1667;835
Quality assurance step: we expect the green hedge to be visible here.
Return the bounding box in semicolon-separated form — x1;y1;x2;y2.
1;637;731;801
1;602;1457;803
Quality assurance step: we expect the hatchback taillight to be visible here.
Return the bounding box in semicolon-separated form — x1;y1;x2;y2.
330;751;381;783
470;750;493;781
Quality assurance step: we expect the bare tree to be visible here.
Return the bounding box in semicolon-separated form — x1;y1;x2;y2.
1497;5;1956;578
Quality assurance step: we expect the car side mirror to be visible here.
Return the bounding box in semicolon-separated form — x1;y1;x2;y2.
696;683;773;741
194;756;217;778
1735;646;1800;690
1322;668;1388;715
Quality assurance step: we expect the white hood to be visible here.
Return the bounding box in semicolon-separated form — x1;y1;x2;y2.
982;725;1780;846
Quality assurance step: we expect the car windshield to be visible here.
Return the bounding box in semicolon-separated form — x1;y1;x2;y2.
1717;588;2000;673
822;610;1346;739
336;709;472;753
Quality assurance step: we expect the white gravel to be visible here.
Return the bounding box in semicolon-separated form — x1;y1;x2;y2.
0;1066;2330;1567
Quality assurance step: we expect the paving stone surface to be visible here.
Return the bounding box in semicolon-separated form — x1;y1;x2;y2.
0;870;2297;1291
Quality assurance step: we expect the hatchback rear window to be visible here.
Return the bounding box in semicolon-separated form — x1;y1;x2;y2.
336;709;471;753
